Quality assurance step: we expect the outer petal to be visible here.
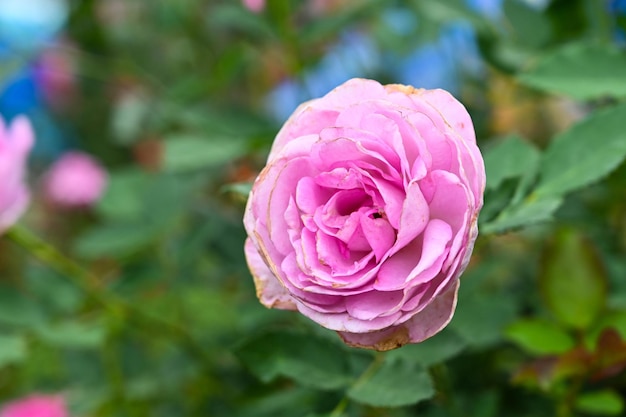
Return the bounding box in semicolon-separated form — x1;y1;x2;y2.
244;238;297;310
337;280;459;351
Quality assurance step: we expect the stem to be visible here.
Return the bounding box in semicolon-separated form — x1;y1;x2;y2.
329;397;349;417
5;225;119;313
5;225;213;366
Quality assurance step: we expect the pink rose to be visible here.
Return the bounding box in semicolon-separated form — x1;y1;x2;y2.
43;151;108;208
0;116;34;233
0;395;68;417
244;78;485;350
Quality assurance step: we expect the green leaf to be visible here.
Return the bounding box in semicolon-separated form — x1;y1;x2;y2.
236;331;352;390
347;360;434;407
541;228;607;329
73;223;158;259
505;318;575;355
0;334;27;367
0;286;45;328
519;42;626;100
480;196;562;234
483;135;540;191
534;103;626;198
574;390;624;416
450;293;517;348
96;169;149;221
34;319;106;349
162;135;245;172
385;328;467;367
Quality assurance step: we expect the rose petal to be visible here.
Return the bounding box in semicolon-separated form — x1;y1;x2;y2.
394;180;430;249
345;289;405;321
296;299;403;333
244;239;297;310
337;280;459;351
375;219;452;291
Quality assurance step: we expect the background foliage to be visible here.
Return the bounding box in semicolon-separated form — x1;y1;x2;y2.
1;0;626;416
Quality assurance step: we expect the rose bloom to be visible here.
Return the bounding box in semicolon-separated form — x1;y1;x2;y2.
0;395;68;417
43;151;107;208
244;78;485;350
0;115;34;233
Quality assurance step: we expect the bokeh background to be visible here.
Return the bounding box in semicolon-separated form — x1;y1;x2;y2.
1;0;626;416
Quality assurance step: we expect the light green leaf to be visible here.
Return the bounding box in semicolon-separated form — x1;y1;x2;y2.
541;228;607;329
575;390;624;416
34;320;106;349
483;135;540;191
519;42;626;100
535;103;626;198
347;360;434;407
162;135;245;172
237;331;351;390
0;334;27;367
505;318;575;355
385;328;467;367
480;196;562;234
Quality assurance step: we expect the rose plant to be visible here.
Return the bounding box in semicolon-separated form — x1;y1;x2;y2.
0;115;34;234
244;78;485;350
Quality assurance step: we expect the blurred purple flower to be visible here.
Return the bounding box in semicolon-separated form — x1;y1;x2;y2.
43;151;108;208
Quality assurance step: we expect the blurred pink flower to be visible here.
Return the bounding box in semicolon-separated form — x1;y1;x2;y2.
0;116;34;233
43;151;108;208
243;0;265;13
0;395;68;417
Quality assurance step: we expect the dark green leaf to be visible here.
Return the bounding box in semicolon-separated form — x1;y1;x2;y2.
450;293;517;348
505;318;575;355
534;103;626;198
519;42;626;100
237;331;352;390
347;359;434;407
